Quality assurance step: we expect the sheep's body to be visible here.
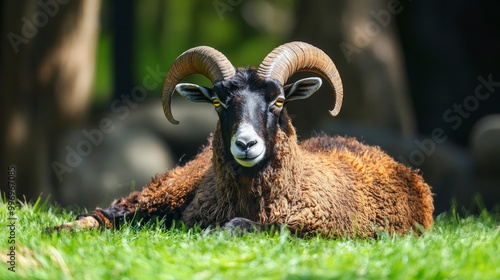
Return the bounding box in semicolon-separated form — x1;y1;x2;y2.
95;122;433;237
49;42;434;237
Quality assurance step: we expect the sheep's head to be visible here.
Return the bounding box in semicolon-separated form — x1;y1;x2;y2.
162;42;343;169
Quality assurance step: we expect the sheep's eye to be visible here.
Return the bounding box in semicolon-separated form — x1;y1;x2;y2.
212;99;221;108
274;98;285;107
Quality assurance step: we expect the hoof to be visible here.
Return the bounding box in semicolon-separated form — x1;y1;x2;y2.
223;217;261;235
44;216;100;234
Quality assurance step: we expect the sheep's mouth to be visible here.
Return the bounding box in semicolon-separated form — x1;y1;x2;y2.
233;151;265;168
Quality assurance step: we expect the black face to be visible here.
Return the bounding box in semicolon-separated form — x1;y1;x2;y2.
176;68;323;170
212;69;290;170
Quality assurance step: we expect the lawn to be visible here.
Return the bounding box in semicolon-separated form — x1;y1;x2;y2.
1;198;499;280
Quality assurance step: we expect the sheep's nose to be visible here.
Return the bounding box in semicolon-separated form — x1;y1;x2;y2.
236;139;257;151
230;125;266;167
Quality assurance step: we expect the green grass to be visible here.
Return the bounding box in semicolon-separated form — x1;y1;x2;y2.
1;199;499;280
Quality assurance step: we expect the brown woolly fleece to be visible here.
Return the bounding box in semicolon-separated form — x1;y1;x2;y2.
51;117;434;238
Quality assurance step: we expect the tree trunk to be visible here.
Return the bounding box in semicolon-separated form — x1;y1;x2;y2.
111;0;135;100
288;0;416;138
1;0;100;202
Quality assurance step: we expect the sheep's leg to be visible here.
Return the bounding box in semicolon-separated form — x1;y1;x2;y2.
46;191;144;232
223;217;292;235
223;217;309;237
223;217;262;234
46;146;213;233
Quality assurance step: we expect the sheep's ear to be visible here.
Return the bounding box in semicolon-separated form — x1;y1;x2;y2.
284;77;322;102
175;83;213;103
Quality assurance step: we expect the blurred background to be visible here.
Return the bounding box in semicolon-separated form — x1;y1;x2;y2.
1;0;499;214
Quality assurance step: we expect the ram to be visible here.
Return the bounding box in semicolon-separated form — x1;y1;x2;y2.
49;41;434;237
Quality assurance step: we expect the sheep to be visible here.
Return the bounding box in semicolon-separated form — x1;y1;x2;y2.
48;41;434;237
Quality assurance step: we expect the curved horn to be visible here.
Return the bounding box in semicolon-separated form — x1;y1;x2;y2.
257;41;343;116
162;46;236;124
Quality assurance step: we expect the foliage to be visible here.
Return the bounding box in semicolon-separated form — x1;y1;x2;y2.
1;199;499;279
94;0;296;102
